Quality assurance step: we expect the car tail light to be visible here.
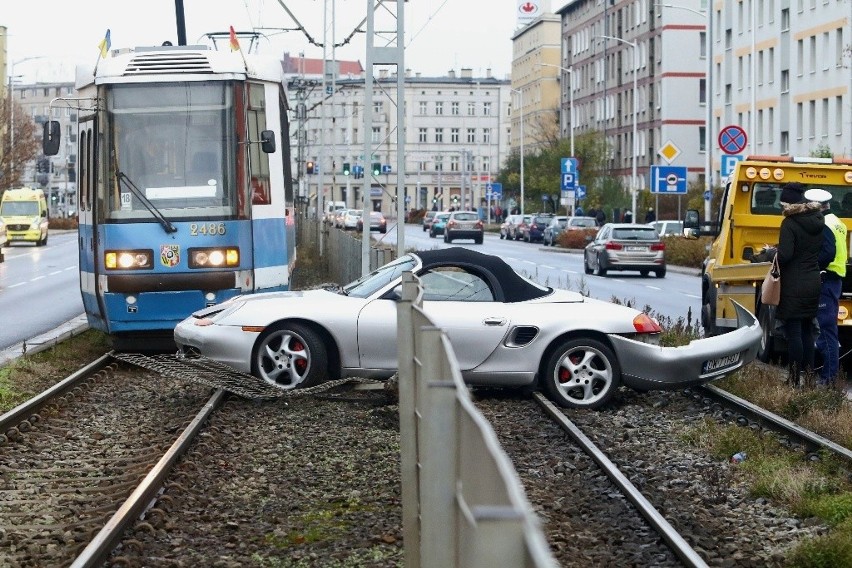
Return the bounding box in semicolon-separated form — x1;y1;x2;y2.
650;242;666;251
448;220;457;228
605;242;623;250
632;313;662;333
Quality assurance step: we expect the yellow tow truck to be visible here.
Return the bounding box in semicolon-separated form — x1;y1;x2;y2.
685;155;852;361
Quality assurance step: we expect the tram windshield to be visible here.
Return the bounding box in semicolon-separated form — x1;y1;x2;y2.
104;82;239;221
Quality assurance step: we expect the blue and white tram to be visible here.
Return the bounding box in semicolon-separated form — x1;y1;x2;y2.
43;42;296;349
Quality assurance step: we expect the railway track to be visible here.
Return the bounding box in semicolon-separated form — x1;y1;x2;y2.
475;385;840;567
0;354;222;567
3;349;849;566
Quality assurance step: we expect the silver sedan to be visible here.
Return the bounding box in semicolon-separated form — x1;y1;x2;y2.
175;248;761;409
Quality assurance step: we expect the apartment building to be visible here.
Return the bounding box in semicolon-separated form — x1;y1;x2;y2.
289;68;512;214
511;13;564;155
551;0;849;196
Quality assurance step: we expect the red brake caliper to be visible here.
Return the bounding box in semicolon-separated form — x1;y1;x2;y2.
291;339;307;373
559;353;582;384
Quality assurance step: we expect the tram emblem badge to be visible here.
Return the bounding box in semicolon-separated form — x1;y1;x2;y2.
161;245;180;267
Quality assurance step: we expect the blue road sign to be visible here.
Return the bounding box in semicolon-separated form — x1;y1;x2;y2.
381;164;392;174
718;125;748;154
704;190;712;201
561;172;576;191
486;182;502;200
721;154;744;178
561;157;579;173
650;165;688;194
576;185;587;200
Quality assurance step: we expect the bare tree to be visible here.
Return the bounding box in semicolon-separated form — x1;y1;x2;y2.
528;107;560;149
0;97;41;192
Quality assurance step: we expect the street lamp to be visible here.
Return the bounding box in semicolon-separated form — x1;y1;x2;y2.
657;3;714;222
8;56;45;178
536;63;574;156
510;87;525;216
596;35;638;223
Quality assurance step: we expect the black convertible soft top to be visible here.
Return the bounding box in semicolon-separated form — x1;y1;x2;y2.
414;247;551;303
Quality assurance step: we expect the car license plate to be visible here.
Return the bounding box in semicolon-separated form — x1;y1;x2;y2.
627;246;647;252
702;352;742;374
460;222;473;229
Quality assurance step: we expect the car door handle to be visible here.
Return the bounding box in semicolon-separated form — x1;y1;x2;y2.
483;317;506;326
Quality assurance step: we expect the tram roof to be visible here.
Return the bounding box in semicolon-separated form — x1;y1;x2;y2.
76;44;284;90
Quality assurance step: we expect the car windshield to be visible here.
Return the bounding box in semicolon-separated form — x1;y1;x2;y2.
343;255;418;298
453;212;478;221
0;201;40;216
612;228;658;240
533;216;552;224
570;218;595;227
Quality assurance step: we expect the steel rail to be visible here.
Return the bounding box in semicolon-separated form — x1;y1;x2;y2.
70;387;227;568
533;393;709;568
0;352;113;434
697;384;852;462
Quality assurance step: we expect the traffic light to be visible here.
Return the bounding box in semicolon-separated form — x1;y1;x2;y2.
342;162;351;176
306;161;315;174
372;162;381;176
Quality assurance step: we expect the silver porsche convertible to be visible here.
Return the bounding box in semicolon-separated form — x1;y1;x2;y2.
174;248;761;409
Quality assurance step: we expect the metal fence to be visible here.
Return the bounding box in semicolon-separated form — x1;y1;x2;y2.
297;218;396;284
397;272;558;568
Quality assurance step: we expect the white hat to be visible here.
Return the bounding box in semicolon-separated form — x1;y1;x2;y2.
803;188;832;203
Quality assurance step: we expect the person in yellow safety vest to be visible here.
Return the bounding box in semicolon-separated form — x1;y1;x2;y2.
805;188;848;386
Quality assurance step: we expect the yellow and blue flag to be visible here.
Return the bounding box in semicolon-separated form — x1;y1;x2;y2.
98;29;111;58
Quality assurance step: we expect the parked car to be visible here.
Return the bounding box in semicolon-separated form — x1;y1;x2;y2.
650;220;685;237
524;214;554;243
422;210;437;232
357;211;387;233
566;216;598;231
444;211;484;244
429;212;451;238
542;216;568;246
501;214;523;240
174;248;761;409
583;223;667;278
513;215;533;241
341;209;362;230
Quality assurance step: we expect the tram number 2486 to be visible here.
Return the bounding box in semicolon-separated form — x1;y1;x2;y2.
190;223;227;236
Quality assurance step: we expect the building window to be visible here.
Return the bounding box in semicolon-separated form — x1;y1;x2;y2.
482;157;490;172
434;156;443;171
451;101;459;115
451;128;459;143
468;102;476;116
699;126;706;152
699;79;707;104
781;131;789;154
482;128;491;144
450;155;459;172
435;101;444;115
467;128;476;143
483;101;492;116
418;128;428;143
372;127;381;143
781;70;789;92
419;101;427;115
700;32;707;58
373;101;383;113
781;8;790;30
435;128;444;143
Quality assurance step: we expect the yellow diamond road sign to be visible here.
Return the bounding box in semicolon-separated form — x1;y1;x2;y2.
658;141;681;164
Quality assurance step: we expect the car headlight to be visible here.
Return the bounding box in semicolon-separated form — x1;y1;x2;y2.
105;250;154;270
188;247;240;268
30;220;41;230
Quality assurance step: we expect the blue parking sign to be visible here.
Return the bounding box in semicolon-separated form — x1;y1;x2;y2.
561;172;576;190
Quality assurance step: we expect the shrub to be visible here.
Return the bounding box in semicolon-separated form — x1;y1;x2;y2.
48;217;79;230
663;236;712;269
556;228;597;249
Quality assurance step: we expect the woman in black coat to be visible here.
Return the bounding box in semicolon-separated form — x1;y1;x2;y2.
776;182;825;386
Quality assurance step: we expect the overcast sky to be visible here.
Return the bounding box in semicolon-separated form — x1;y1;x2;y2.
3;0;522;83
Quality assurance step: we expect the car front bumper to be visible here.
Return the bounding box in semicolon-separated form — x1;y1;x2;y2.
609;301;761;391
174;319;257;374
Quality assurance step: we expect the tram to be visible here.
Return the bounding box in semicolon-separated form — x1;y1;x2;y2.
43;39;296;350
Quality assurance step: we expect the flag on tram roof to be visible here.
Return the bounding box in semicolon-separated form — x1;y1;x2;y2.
98;29;112;59
229;26;240;52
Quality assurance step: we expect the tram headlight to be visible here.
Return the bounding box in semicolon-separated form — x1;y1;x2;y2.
105;250;153;270
189;247;240;268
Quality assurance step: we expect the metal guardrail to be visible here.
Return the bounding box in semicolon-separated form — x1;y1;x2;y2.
297;217;396;284
397;272;557;568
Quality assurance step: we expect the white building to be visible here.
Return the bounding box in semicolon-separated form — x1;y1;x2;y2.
288;68;512;215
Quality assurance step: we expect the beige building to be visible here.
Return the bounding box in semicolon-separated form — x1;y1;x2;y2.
511;13;563;154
